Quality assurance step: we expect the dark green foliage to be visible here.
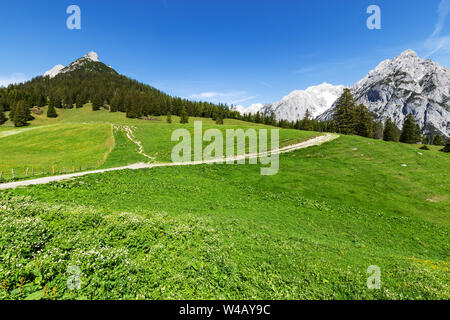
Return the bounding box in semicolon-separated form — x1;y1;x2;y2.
75;95;84;108
166;112;172;124
373;121;383;140
215;113;224;125
419;145;430;150
12;100;31;127
92;95;103;111
383;118;398;142
49;94;61;109
0;106;7;125
300;109;313;131
180;107;189;124
47;104;58;118
440;139;450;153
110;95;120;112
399;114;418;144
433;134;444;146
333;88;357;134
355;104;374;138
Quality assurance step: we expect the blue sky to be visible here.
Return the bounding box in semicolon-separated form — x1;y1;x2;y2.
0;0;449;110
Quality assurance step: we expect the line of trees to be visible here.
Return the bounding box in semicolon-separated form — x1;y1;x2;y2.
239;88;449;152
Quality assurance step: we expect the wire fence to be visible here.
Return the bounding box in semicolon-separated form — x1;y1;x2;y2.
0;160;105;182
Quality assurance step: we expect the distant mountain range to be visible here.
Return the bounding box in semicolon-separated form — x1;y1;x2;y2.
255;50;449;137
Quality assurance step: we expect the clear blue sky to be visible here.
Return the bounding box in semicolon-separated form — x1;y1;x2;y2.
0;0;449;109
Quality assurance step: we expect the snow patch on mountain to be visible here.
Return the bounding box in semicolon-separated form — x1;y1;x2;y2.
232;103;264;115
44;64;64;78
318;49;450;137
262;83;344;121
43;51;100;78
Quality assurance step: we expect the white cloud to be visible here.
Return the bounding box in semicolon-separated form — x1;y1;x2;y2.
0;73;30;87
232;103;264;115
424;0;450;57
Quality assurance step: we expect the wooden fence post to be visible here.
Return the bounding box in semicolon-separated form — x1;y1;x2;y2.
12;168;14;179
26;168;29;177
52;165;55;174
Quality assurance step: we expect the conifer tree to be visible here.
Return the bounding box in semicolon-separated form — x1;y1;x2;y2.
47;103;58;118
12;100;31;127
399;114;417;144
433;134;444;146
300;109;313;131
355;104;374;138
0;106;7;125
76;95;84;108
92;95;103;111
166;112;172;123
180;106;189;124
333;88;357;134
383;118;398;142
441;139;450;153
215;113;224;125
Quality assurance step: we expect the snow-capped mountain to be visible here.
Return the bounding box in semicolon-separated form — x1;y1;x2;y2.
43;51;103;78
44;64;64;78
232;103;263;115
261;83;344;121
318;50;450;137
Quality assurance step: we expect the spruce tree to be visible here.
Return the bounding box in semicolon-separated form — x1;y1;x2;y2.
166;112;172;123
180;106;189;124
92;95;103;111
0;106;7;125
300;109;313;131
433;134;444;146
12;100;31;127
383;118;398;142
215;113;224;125
76;95;84;108
441;139;450;153
355;104;374;138
47;103;58;118
333;88;357;135
399;114;417;144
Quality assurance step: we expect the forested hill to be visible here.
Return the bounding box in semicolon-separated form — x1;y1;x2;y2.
0;53;240;121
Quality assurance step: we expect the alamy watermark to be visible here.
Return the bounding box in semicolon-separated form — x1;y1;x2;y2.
366;265;381;289
67;265;81;290
171;121;280;175
367;5;381;30
67;5;81;30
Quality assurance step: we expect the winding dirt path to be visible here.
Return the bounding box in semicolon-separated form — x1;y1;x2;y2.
0;133;338;190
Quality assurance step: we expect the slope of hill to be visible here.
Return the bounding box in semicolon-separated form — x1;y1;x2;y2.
1;133;448;299
318;50;450;137
262;83;344;121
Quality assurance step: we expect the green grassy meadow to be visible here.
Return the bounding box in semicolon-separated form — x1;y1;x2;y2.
0;107;448;300
0;105;317;179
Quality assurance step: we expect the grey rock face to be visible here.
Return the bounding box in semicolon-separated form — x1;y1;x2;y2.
318;50;450;137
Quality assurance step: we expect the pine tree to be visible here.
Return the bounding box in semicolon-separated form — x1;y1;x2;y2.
433;134;444;146
355;104;374;138
166;112;172;123
76;95;84;108
215;113;224;125
12;100;31;127
92;95;103;111
441;139;450;153
399;114;417;144
180;106;189;124
300;109;313;131
383;118;398;142
373;121;384;140
0;106;7;125
110;95;120;112
47;103;58;118
333;88;357;135
415;124;422;143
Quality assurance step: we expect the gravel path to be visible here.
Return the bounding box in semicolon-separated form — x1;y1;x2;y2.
0;133;338;190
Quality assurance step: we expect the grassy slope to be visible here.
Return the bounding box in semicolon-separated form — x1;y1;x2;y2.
0;123;114;179
1;134;448;300
0;106;319;177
